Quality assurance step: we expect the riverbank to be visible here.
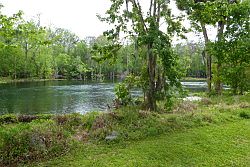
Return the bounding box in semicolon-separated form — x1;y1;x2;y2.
0;77;206;84
0;94;249;166
34;120;250;167
181;77;206;82
0;77;66;84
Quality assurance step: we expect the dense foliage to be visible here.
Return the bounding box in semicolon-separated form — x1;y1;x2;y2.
97;0;189;110
208;0;250;94
0;1;250;165
176;0;250;94
0;0;249;97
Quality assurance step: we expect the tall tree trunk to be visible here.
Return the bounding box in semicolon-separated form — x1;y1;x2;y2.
215;62;222;94
147;43;156;111
201;23;212;93
215;21;225;95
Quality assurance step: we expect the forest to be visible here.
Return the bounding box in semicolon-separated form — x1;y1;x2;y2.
0;0;250;166
0;10;206;81
1;1;249;107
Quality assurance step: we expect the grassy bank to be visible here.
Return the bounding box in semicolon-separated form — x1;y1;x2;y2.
0;77;206;84
0;77;66;84
35;120;250;167
0;94;249;166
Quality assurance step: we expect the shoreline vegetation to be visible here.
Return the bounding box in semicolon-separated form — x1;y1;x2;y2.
0;77;68;84
0;93;249;166
0;77;206;84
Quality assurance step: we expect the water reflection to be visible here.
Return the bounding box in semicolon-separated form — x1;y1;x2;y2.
0;80;208;115
0;81;115;115
181;81;207;92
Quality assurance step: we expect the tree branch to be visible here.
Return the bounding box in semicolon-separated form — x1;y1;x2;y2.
131;0;148;32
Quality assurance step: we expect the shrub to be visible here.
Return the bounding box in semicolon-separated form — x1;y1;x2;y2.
54;115;69;125
0;121;72;166
37;114;53;120
200;98;213;106
114;83;132;106
0;114;17;124
173;101;197;113
67;113;83;127
53;113;86;133
239;111;250;119
18;115;38;123
82;112;100;130
239;102;250;109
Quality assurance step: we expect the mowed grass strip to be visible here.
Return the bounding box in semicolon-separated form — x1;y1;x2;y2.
34;120;250;167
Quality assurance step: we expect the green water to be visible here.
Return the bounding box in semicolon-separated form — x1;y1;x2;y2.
0;80;207;115
0;81;118;115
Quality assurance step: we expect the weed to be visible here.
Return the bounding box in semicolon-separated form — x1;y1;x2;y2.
239;111;250;119
200;97;213;106
54;115;68;125
173;101;197;113
0;121;72;166
239;102;250;109
0;114;17;124
18;115;38;123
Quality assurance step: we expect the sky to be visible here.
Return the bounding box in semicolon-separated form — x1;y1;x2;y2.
1;0;111;39
1;0;216;42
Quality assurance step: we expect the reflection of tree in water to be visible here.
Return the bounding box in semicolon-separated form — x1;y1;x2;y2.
0;81;210;115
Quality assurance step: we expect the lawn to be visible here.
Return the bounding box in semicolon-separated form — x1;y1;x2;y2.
34;120;250;167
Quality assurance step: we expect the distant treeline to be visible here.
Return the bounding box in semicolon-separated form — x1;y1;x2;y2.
0;10;206;81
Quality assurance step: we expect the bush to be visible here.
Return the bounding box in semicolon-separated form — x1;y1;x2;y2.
239;111;250;119
53;113;86;133
173;101;197;113
0;121;72;166
18;115;38;123
0;114;17;124
200;98;213;106
82;112;100;130
0;114;53;125
114;83;132;106
54;115;69;125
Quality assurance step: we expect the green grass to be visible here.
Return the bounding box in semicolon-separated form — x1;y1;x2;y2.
1;93;249;166
33;120;250;167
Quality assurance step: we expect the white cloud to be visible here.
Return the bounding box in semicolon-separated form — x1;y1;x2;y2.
1;0;216;42
1;0;110;38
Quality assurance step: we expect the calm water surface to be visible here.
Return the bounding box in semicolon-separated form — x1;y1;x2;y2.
0;80;207;115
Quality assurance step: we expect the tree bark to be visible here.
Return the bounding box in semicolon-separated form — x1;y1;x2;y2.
147;43;157;111
215;20;225;95
201;23;212;93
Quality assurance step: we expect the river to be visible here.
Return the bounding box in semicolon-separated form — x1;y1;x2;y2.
0;80;207;115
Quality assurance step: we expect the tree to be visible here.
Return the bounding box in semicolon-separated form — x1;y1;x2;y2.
99;0;184;110
174;42;206;78
0;5;23;79
176;0;241;94
16;20;49;78
176;0;212;92
208;0;250;94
